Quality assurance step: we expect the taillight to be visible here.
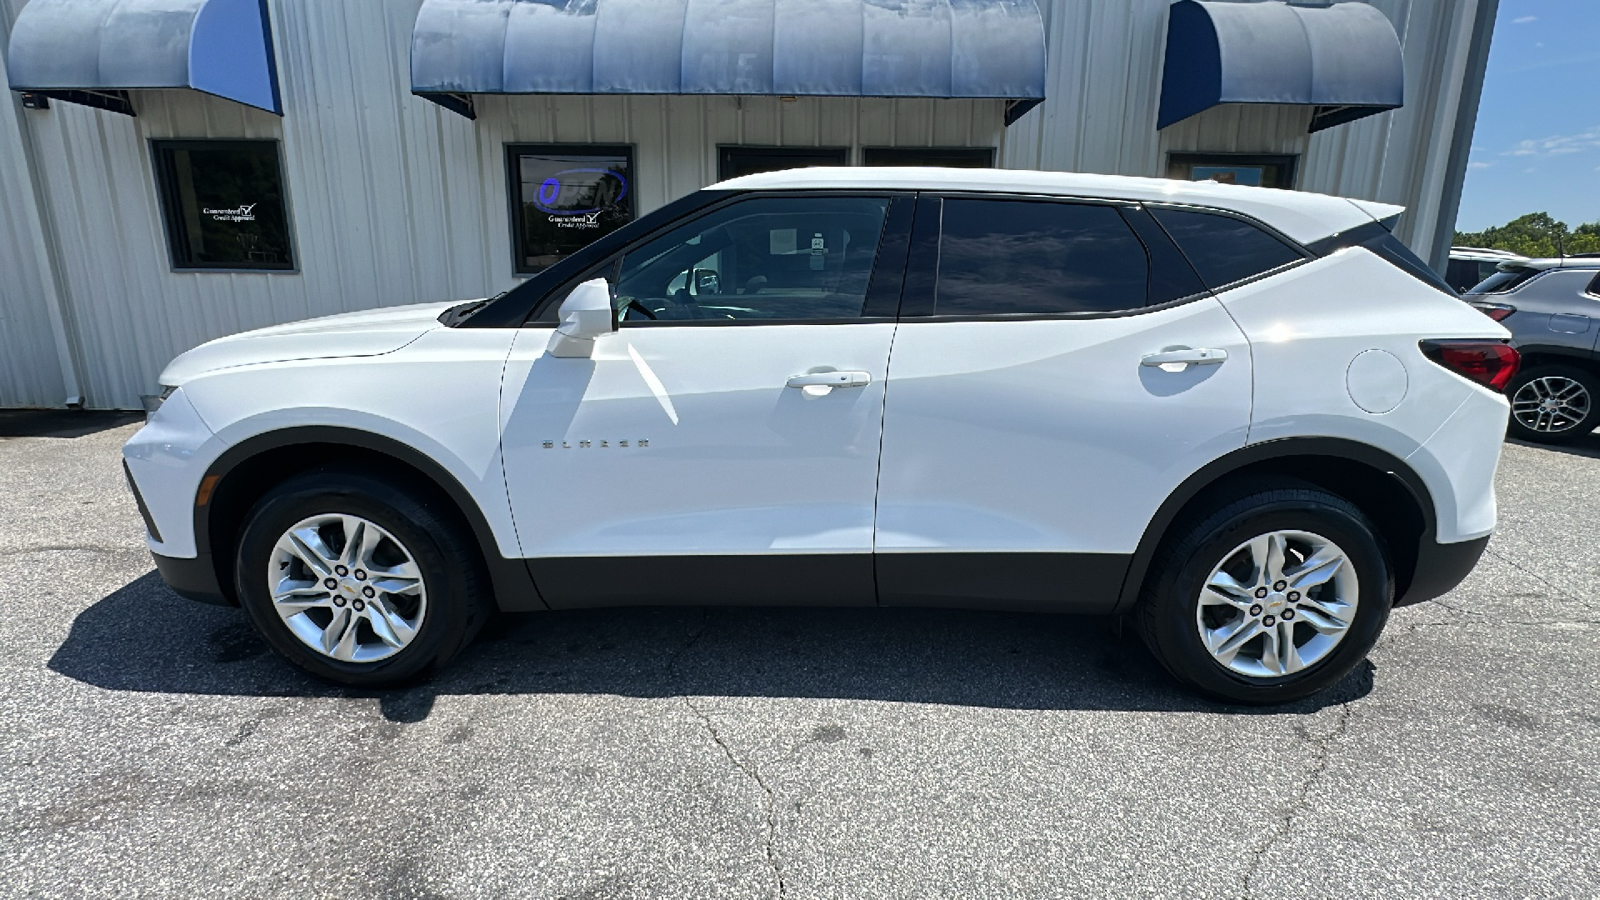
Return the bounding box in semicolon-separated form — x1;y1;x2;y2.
1468;301;1516;322
1419;340;1520;392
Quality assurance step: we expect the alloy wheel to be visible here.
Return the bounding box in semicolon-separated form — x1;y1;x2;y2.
1195;530;1359;679
1511;376;1592;434
267;514;428;664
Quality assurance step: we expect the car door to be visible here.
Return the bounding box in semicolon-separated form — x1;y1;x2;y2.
874;196;1255;612
500;193;911;608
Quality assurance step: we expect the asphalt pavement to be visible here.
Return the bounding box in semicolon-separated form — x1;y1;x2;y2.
2;412;1597;899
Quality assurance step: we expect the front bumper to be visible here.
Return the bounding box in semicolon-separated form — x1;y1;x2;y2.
152;552;234;607
1395;534;1491;607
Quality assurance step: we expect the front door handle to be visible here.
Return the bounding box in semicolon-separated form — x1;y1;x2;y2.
787;371;872;389
1141;348;1229;370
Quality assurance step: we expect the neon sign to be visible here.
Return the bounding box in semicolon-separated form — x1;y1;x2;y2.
532;168;630;215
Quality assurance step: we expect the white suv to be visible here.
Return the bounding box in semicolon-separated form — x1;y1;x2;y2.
124;168;1516;704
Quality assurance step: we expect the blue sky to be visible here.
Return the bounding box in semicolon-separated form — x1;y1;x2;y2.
1457;0;1600;231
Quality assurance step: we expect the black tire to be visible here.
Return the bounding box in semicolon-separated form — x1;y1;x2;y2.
234;468;493;687
1136;484;1392;705
1506;364;1600;445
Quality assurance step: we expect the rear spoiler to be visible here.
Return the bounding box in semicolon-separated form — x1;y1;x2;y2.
1347;198;1405;232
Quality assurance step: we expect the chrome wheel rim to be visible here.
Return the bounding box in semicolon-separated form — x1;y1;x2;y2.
268;514;427;664
1196;530;1359;680
1511;376;1591;434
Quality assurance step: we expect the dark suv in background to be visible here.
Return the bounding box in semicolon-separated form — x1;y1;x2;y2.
1466;257;1600;443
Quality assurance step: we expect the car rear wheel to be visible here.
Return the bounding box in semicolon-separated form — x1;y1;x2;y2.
1136;484;1391;705
1507;365;1600;444
234;469;492;686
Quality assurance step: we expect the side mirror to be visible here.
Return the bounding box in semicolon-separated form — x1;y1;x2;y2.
692;268;721;295
547;278;616;358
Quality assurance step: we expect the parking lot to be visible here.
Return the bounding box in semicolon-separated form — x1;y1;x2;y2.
2;412;1598;899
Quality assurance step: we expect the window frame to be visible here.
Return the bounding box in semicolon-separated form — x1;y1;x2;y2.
528;190;914;328
505;143;637;277
1167;152;1301;190
151;138;297;273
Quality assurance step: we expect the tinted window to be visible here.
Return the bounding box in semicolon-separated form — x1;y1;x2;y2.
153;141;293;270
614;196;888;322
1588;272;1600;297
933;199;1149;315
508;145;635;274
1446;259;1481;293
1471;266;1543;295
1152;208;1305;290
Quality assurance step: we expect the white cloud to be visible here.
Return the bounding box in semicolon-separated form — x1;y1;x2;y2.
1468;162;1493;170
1513;15;1539;24
1503;128;1600;157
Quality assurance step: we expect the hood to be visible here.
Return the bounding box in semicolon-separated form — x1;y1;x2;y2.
160;301;462;385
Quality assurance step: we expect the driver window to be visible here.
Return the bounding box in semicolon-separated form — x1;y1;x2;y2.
613;196;889;323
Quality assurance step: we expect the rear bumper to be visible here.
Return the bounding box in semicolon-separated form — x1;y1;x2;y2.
152;552;234;607
1395;534;1490;607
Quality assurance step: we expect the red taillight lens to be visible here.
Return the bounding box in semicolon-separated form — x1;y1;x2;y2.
1420;340;1521;393
1468;302;1516;322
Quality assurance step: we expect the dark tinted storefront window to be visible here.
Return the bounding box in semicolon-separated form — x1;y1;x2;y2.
509;145;635;275
1168;153;1298;189
1151;208;1305;290
933;199;1149;316
153;141;293;271
863;147;994;168
718;147;848;180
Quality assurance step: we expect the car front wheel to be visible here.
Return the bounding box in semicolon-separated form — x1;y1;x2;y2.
234;469;492;686
1137;484;1392;705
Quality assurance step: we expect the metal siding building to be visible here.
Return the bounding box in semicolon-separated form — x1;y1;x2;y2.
0;0;1497;411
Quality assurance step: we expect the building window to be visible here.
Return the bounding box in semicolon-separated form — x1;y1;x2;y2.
153;140;294;271
718;147;848;180
863;147;994;168
1168;153;1298;189
508;145;635;275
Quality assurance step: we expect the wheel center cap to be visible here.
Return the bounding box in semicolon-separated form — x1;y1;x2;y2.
1265;593;1289;614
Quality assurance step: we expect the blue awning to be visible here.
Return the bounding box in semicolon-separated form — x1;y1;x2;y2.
411;0;1047;124
1158;0;1404;133
5;0;282;116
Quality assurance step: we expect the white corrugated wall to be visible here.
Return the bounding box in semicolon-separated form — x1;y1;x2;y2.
1001;0;1495;260
0;3;72;408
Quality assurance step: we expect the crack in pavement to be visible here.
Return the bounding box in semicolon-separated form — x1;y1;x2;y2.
1237;701;1356;900
682;695;788;900
1483;547;1600;617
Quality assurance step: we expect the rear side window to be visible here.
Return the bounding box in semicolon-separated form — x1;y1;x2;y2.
1588;272;1600;297
933;199;1149;315
1473;266;1543;295
1151;208;1305;290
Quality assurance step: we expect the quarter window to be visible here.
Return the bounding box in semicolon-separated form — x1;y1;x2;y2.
614;196;889;323
931;199;1150;316
1151;208;1305;290
153;140;293;271
508;145;635;275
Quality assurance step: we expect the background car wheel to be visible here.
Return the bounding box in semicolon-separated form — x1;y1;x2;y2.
1506;365;1600;444
234;469;492;687
1136;483;1392;705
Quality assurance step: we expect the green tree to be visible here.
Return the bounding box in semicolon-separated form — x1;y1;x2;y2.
1457;212;1600;257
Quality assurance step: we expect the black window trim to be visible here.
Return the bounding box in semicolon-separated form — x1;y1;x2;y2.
1305;220;1457;296
505;142;637;278
1586;271;1600;299
1144;200;1316;295
899;192;1224;323
528;189;914;329
151;138;298;274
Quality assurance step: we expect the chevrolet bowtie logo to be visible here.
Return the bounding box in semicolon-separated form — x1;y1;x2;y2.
541;439;649;449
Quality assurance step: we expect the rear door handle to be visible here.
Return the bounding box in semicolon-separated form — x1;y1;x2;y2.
787;371;872;389
1141;348;1229;369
